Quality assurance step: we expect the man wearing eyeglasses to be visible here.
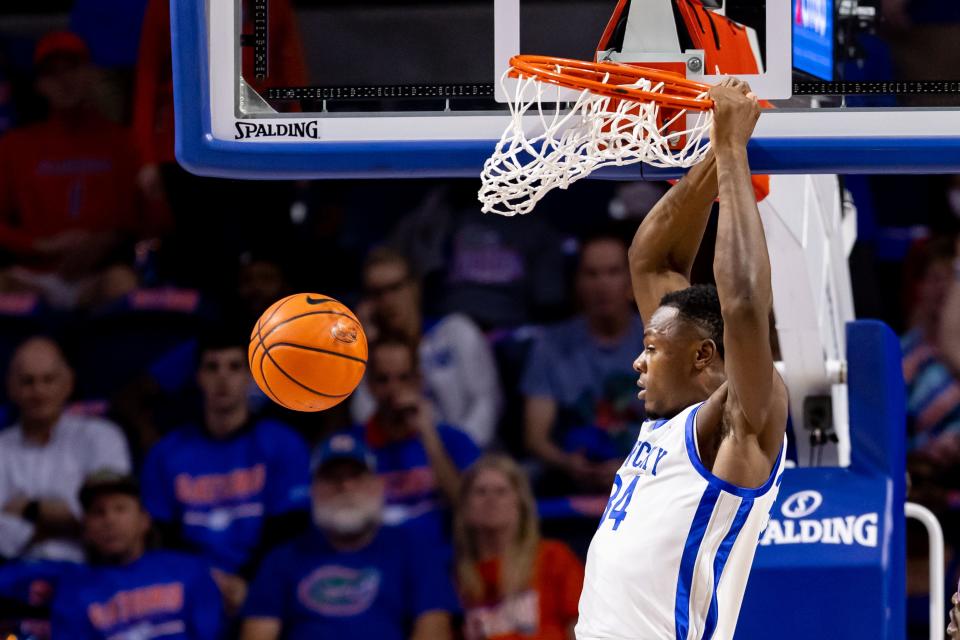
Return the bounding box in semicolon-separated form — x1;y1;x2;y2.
350;246;502;449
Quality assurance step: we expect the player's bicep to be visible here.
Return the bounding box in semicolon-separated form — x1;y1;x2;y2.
721;308;786;435
632;271;691;326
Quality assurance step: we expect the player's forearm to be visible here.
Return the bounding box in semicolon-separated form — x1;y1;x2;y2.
628;151;717;279
713;146;772;316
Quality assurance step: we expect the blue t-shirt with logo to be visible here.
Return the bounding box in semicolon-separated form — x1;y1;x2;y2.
350;423;479;539
141;418;311;573
243;526;458;640
50;551;223;639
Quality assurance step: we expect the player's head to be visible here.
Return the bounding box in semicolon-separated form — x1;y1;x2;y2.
454;454;541;602
197;327;251;419
635;285;725;419
34;31;93;112
362;247;420;333
80;471;151;564
310;433;384;540
367;337;421;413
576;233;633;323
7;335;74;429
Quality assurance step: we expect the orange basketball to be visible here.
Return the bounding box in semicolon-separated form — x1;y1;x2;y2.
248;293;368;412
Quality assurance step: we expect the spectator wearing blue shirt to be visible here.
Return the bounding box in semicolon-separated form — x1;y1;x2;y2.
241;432;457;640
356;337;480;541
141;330;311;616
522;233;645;494
50;471;224;638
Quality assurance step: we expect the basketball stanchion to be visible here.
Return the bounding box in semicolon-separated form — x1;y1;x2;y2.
479;55;715;217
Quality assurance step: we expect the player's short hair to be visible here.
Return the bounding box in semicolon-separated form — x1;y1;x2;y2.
660;284;724;359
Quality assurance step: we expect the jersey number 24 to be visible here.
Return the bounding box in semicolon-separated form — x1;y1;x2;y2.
599;473;639;531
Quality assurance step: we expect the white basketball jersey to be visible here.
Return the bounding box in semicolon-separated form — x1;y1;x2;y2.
576;402;786;640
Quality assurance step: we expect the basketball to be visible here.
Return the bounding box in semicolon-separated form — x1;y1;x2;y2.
248;293;368;412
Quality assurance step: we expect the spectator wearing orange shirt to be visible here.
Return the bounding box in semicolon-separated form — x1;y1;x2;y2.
455;455;584;640
133;0;307;291
0;32;164;309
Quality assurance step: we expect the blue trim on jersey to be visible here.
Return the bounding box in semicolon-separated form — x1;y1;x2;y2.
650;419;669;431
674;484;721;640
684;403;782;499
701;497;754;639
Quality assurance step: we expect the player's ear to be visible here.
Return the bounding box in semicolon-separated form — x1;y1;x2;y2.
694;339;717;371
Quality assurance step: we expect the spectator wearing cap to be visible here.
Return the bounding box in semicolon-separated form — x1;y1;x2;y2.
352;247;502;448
0;336;131;562
0;31;168;310
350;337;480;545
48;471;224;638
240;432;458;640
140;329;311;616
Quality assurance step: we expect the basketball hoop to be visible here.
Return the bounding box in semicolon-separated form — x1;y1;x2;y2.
479;55;715;216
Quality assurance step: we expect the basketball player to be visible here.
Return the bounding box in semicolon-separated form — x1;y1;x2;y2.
575;78;789;640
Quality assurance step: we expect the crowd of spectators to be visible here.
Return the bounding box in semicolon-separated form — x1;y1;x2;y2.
0;3;956;639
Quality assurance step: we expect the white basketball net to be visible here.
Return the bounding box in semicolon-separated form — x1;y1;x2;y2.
479;68;714;216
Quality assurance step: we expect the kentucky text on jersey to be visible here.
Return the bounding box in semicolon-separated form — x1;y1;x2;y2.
577;403;787;640
87;583;184;630
623;435;669;476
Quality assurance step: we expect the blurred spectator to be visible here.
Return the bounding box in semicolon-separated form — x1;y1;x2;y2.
521;234;644;494
901;236;960;494
240;432;457;640
140;329;311;616
388;184;567;328
351;338;479;543
0;32;164;310
0;336;131;562
134;0;305;292
352;248;502;448
454;455;584;640
950;589;960;639
50;471;224;638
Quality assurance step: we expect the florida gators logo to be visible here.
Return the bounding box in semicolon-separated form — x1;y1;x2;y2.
297;566;381;616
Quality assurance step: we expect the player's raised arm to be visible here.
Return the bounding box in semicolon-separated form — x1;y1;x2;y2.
628;150;717;325
710;80;786;436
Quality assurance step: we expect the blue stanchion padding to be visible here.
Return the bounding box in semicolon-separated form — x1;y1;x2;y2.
736;321;906;639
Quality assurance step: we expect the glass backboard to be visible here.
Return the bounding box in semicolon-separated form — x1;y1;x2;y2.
173;0;960;178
